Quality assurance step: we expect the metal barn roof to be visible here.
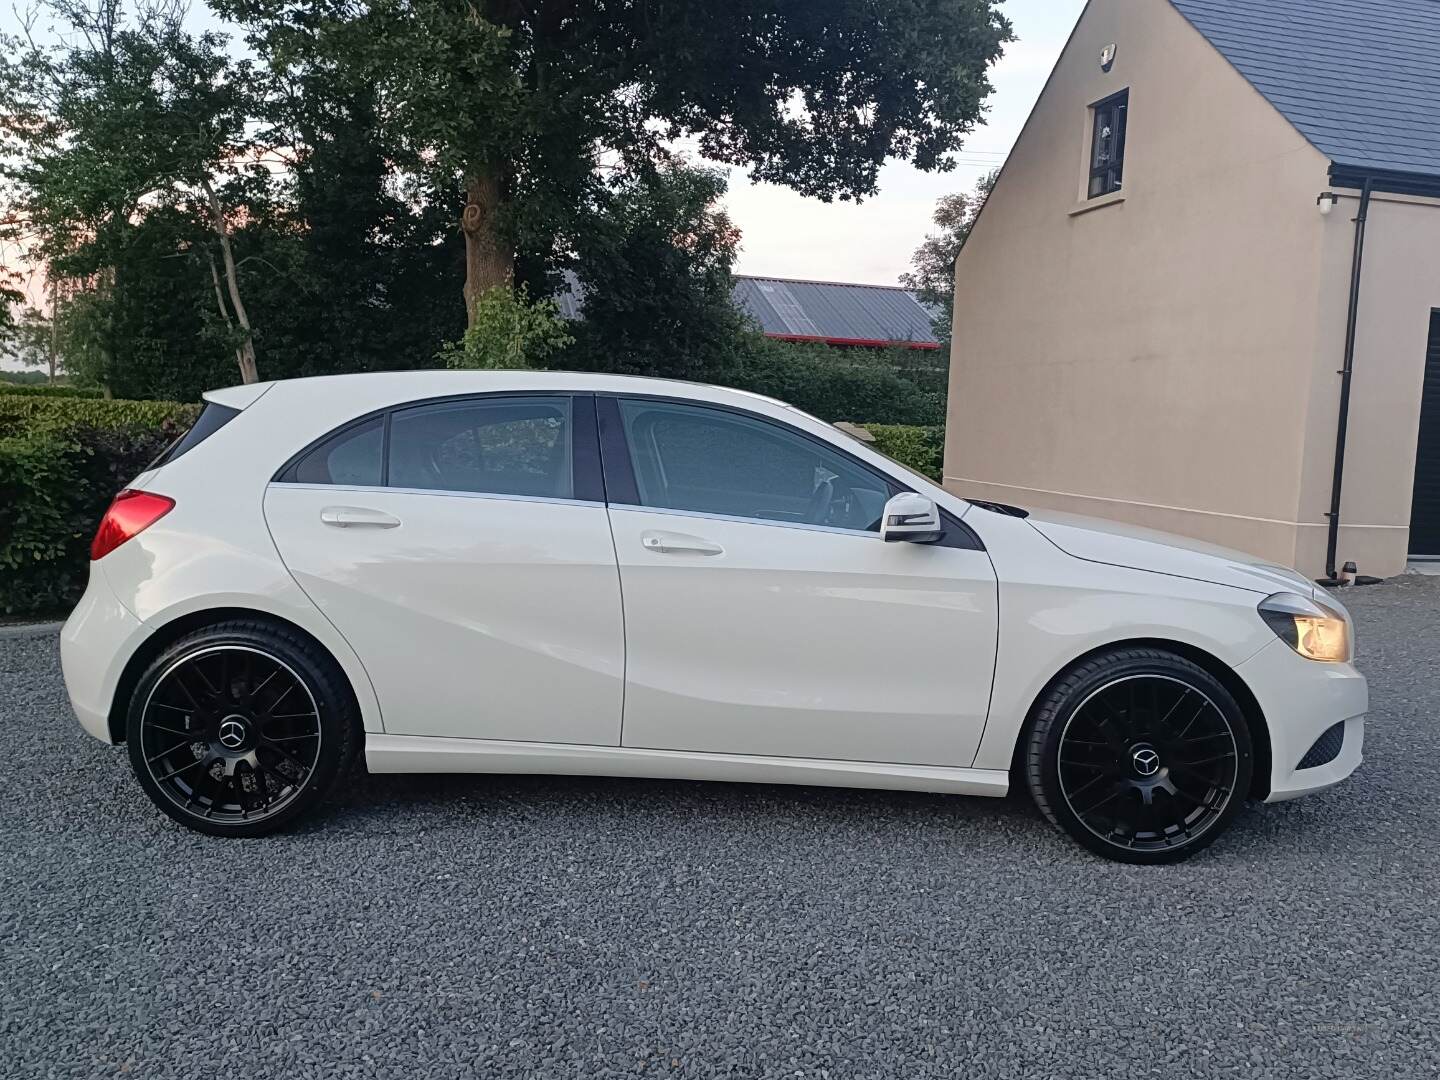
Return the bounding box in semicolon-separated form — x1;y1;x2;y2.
732;276;939;349
1170;0;1440;184
554;271;941;350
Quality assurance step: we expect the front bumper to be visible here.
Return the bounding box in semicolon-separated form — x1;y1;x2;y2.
1236;639;1368;803
60;565;151;744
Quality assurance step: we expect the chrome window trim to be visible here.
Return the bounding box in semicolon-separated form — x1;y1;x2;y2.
273;483;606;511
606;503;883;539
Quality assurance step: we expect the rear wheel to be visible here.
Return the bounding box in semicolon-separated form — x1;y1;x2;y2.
1025;647;1253;864
126;621;358;837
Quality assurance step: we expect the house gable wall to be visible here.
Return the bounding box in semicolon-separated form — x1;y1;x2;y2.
945;0;1335;568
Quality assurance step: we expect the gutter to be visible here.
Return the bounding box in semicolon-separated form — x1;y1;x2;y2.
1322;176;1372;583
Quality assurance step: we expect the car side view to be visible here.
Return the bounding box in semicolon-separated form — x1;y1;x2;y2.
61;372;1367;863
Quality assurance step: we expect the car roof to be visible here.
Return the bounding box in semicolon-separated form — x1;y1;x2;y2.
204;370;794;416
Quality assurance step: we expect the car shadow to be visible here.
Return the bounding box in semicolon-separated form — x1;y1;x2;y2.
278;760;1376;868
305;766;1047;839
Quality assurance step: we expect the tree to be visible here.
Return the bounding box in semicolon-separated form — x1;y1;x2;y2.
441;285;572;370
4;304;61;382
564;162;748;383
0;272;20;343
0;0;269;385
233;80;466;382
2;3;469;400
54;205;238;398
900;168;998;345
217;0;1013;326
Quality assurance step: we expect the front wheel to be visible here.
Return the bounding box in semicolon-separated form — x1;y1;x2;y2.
1025;647;1253;864
126;620;358;837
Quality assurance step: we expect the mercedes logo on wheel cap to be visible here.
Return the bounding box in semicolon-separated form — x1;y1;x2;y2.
1131;747;1161;777
218;717;249;751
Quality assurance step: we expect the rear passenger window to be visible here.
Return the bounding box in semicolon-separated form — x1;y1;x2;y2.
388;397;572;499
293;418;383;486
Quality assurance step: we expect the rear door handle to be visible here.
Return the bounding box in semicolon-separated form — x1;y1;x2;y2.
640;530;724;556
320;506;401;529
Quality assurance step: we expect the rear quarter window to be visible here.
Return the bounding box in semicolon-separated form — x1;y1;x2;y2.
147;402;241;470
290;418;385;486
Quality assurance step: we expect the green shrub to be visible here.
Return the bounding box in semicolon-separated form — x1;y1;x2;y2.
725;337;945;426
0;395;197;436
441;285;573;370
0;384;103;399
863;424;946;481
0;396;197;615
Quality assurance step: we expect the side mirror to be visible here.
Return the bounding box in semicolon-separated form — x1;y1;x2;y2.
881;492;943;544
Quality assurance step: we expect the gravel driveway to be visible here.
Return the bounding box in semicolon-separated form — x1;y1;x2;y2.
3;577;1438;1079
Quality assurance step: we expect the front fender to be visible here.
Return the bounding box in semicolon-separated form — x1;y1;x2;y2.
965;513;1273;771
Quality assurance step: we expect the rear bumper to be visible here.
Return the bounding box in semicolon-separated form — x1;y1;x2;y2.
60;566;150;744
1235;640;1368;803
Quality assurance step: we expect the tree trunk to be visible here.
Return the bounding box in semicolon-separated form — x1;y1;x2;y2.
460;166;514;327
205;251;249;378
47;278;59;384
199;178;260;384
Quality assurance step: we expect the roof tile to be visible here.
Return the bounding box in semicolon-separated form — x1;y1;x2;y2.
1170;0;1440;179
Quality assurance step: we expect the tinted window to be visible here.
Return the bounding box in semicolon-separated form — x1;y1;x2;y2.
148;402;240;470
618;400;889;531
388;397;572;499
293;418;383;486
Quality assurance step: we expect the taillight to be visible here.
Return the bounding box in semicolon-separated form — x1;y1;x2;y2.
90;490;175;561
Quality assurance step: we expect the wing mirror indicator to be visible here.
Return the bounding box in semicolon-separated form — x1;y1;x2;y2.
880;493;943;544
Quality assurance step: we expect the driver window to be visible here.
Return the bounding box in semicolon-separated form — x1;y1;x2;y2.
617;399;890;532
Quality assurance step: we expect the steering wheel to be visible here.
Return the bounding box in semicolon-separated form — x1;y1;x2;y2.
805;476;836;525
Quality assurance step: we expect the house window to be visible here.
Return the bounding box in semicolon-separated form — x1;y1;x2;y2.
1088;90;1129;198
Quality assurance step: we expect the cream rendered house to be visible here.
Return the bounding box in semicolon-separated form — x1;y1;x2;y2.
945;0;1440;579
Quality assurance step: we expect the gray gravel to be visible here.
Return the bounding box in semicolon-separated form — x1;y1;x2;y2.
3;577;1439;1079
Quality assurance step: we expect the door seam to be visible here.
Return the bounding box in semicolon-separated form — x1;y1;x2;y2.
260;485;389;734
602;505;629;747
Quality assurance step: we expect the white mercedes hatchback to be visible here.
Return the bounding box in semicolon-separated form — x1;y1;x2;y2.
61;372;1367;862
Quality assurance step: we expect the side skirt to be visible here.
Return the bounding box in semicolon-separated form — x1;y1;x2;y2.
364;735;1011;798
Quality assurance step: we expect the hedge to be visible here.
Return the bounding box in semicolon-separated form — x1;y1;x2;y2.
0;384;103;399
0;397;198;615
0;395;195;433
863;425;946;481
726;339;946;426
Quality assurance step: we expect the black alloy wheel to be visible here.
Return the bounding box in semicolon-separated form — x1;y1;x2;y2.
1026;648;1253;864
127;621;357;836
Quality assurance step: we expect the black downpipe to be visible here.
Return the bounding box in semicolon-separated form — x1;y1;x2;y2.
1324;178;1374;581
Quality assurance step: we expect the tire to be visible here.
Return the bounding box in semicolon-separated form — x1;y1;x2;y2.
125;620;359;837
1025;647;1253;865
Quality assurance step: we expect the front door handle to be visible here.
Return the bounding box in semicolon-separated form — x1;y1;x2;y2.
640;530;724;556
320;506;401;529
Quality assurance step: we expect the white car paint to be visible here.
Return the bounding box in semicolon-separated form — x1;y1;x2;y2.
61;371;1367;816
607;504;997;767
1023;509;1326;597
363;734;1012;798
265;483;625;744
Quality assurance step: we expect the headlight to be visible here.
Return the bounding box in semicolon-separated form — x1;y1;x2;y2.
1258;592;1352;662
